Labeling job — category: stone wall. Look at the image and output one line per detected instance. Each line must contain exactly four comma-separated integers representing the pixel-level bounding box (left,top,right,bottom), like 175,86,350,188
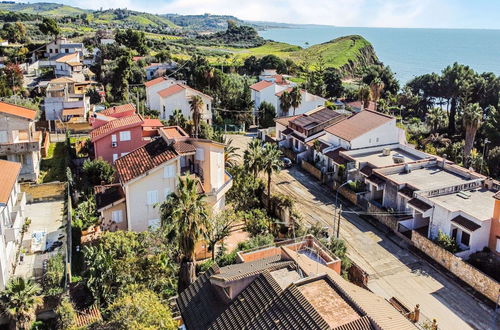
367,202,399,231
41,131,51,158
21,182,66,202
333,182,358,205
301,159,323,181
412,230,500,303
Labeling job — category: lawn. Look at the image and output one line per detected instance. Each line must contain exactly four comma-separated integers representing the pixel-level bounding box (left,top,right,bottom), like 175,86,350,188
38,142,68,183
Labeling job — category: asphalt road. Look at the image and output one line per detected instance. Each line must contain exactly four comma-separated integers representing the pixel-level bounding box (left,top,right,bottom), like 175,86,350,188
228,134,499,330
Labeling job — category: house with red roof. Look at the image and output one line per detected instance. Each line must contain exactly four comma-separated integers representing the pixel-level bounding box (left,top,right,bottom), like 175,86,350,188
0,102,43,181
250,71,326,118
90,104,164,164
95,126,232,232
157,83,213,123
145,77,185,112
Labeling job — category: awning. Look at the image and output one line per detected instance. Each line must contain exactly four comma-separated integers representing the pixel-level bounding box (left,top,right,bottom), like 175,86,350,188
408,198,432,212
451,215,481,232
398,186,416,199
62,107,85,116
324,148,348,165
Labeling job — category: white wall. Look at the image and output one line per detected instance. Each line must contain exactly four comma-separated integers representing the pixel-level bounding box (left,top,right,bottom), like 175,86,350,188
159,90,212,123
350,119,399,149
146,80,176,111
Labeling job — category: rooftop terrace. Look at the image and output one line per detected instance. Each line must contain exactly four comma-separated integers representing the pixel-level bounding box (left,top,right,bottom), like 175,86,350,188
345,147,425,168
384,166,469,190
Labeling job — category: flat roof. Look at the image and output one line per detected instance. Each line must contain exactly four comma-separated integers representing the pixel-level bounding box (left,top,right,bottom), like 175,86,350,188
298,279,361,329
348,147,423,168
384,166,469,190
429,188,496,221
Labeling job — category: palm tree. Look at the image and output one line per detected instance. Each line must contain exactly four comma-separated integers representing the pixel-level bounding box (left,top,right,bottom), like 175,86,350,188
422,133,451,149
189,95,204,138
224,138,240,168
463,103,483,160
158,175,208,293
0,277,42,330
168,109,186,128
426,107,447,132
279,90,292,116
261,143,283,213
369,77,385,103
243,139,264,179
289,86,302,116
358,85,371,110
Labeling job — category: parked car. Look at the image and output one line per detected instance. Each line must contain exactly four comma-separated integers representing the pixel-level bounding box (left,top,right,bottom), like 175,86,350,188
281,157,292,168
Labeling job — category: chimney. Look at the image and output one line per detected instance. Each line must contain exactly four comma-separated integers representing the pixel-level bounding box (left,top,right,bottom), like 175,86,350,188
441,154,447,168
484,177,493,190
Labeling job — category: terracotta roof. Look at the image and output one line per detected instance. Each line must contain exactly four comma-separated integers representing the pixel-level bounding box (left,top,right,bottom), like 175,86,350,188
0,102,37,120
211,255,293,283
94,184,125,211
101,103,136,116
144,76,168,88
408,198,432,212
115,138,177,183
74,305,102,328
250,80,273,91
275,115,300,127
142,118,163,127
324,148,347,165
55,53,78,63
161,126,190,139
451,215,481,232
90,114,143,141
346,101,377,111
172,141,196,154
62,107,84,116
49,77,75,84
325,110,394,142
157,84,213,100
0,160,21,205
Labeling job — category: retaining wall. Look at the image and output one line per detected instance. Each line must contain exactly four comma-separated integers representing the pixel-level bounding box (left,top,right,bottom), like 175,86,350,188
20,182,66,203
301,159,323,181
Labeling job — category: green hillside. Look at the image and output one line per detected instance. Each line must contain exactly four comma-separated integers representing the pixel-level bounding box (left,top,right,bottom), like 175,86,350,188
0,2,87,16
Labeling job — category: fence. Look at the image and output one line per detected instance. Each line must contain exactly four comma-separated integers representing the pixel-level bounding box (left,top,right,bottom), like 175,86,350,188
412,230,500,303
20,182,66,203
301,159,323,181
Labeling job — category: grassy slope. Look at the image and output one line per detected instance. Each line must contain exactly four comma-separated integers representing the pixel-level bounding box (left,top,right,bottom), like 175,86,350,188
0,3,87,16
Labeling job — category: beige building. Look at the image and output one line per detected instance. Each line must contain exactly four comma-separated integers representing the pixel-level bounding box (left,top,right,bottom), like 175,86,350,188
0,102,42,181
96,126,232,232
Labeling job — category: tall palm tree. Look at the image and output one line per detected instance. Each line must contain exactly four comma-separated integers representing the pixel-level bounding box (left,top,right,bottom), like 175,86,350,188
261,143,283,213
224,138,240,168
358,85,371,110
426,107,447,132
158,176,208,293
369,77,385,103
189,95,204,138
244,139,264,179
168,109,186,128
422,133,451,149
463,103,483,159
289,86,302,116
0,277,42,330
279,90,292,116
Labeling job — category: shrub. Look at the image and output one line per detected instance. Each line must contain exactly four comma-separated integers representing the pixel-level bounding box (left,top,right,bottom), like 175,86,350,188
55,296,76,330
242,209,273,237
43,253,65,296
433,230,459,253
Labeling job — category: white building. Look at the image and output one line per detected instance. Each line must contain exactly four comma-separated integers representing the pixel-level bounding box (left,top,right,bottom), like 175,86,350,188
145,62,177,81
0,160,26,288
39,52,84,79
45,37,85,58
43,77,91,122
157,84,212,123
145,77,184,112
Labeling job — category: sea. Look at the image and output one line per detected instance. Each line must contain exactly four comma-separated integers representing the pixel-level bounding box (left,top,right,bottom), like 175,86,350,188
258,26,500,84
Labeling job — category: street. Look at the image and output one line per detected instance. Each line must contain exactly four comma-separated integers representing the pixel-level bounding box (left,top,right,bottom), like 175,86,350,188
229,134,499,330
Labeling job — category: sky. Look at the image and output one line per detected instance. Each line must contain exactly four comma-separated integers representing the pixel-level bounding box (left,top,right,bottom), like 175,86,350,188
26,0,500,29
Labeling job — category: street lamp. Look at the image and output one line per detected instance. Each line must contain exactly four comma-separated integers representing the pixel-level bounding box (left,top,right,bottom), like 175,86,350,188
335,180,352,238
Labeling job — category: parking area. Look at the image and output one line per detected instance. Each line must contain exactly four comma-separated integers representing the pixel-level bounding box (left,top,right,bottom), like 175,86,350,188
14,200,66,279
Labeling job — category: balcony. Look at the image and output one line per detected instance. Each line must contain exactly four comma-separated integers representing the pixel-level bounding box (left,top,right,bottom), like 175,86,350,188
0,132,42,155
207,172,233,204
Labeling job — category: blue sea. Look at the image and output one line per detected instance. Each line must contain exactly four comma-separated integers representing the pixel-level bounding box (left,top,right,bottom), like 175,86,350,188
259,26,500,84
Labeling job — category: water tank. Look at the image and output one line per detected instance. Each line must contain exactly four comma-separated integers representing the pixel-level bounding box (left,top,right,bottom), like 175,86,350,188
382,148,391,156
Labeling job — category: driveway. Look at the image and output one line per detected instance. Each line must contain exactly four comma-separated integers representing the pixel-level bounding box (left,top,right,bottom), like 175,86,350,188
271,167,498,330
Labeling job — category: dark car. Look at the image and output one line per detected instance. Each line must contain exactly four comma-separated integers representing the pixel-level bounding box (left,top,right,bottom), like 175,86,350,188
281,157,292,168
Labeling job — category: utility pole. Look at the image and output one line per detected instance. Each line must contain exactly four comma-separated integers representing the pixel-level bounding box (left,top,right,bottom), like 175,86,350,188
336,204,342,239
482,138,490,174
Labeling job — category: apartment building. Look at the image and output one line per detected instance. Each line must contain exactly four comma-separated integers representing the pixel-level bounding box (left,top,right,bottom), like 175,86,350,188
43,77,92,123
0,102,42,181
96,126,232,232
0,160,26,288
157,84,213,123
144,77,185,112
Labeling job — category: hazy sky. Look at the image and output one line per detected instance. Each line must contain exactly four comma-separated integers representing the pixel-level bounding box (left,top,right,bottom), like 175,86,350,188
28,0,500,29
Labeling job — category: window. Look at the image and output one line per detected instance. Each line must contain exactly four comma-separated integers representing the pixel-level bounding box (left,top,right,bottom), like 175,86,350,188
113,154,118,162
111,210,123,223
147,190,158,205
461,231,470,246
120,131,131,141
195,148,204,161
164,187,172,198
148,219,160,230
0,131,7,143
369,138,372,143
163,164,176,178
111,134,117,142
376,137,379,143
49,49,53,54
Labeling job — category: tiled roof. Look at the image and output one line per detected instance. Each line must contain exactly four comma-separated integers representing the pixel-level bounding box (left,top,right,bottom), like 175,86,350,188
398,186,416,199
451,215,481,232
142,118,163,127
324,148,347,165
172,141,196,154
325,110,394,142
0,160,21,204
55,53,78,63
90,114,143,141
144,76,167,88
158,84,213,100
209,272,283,330
250,80,273,91
94,184,125,210
211,255,294,282
408,198,432,212
275,115,300,127
290,107,345,130
161,126,189,139
49,77,75,84
101,103,136,116
275,86,294,97
333,316,374,330
115,138,178,183
345,101,377,111
62,107,84,116
0,102,37,120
